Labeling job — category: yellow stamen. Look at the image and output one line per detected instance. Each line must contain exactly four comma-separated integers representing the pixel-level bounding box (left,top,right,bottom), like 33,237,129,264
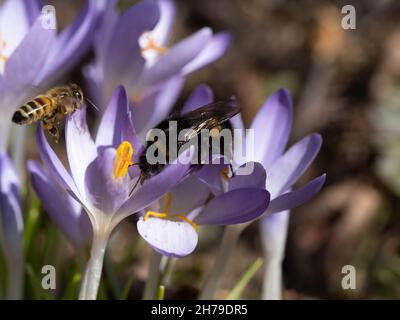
114,141,134,179
163,192,172,214
144,211,168,221
141,33,168,55
173,214,199,230
220,167,230,182
143,193,198,230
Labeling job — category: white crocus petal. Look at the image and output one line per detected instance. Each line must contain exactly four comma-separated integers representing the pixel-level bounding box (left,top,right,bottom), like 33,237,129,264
260,210,290,300
152,0,175,46
65,108,98,203
137,217,198,258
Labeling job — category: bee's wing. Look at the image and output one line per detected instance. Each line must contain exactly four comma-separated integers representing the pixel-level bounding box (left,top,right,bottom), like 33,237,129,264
178,99,240,123
177,100,240,141
13,85,47,109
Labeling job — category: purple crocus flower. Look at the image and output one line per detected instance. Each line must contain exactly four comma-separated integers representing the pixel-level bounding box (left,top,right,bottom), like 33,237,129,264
0,0,101,148
0,151,23,299
84,0,231,125
231,89,326,216
197,88,326,299
231,88,326,299
34,86,192,299
135,84,269,257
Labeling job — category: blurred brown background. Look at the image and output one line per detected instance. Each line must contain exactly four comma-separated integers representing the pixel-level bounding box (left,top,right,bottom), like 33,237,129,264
44,0,400,299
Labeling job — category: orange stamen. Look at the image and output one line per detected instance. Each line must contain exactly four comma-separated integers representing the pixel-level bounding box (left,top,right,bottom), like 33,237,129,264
173,214,199,230
141,33,168,55
0,33,8,72
220,167,230,182
143,193,198,230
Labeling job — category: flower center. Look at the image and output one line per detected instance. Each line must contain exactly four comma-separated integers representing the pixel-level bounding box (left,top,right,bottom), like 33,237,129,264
0,33,8,74
113,141,135,180
144,193,199,230
139,31,168,55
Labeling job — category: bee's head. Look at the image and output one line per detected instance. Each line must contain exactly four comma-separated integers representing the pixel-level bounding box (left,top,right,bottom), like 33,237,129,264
69,83,84,105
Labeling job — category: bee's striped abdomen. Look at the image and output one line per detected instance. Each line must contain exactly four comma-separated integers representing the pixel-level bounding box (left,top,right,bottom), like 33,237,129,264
12,95,53,125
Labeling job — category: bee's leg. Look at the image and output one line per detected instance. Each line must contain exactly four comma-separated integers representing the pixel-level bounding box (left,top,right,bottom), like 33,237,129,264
229,163,235,178
42,118,60,143
60,104,69,115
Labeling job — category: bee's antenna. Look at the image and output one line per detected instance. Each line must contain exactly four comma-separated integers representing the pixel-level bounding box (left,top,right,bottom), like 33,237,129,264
84,97,100,112
129,174,142,197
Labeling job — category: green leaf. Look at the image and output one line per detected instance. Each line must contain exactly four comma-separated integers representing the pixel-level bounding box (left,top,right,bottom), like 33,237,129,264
226,258,263,300
25,264,52,300
62,271,82,300
120,273,136,300
23,204,40,254
104,252,121,299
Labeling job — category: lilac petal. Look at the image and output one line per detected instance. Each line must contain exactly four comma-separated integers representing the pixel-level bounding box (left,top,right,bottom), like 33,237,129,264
36,126,81,201
0,73,4,94
265,174,326,215
0,0,30,55
266,134,322,198
121,113,144,174
0,152,23,290
195,188,270,225
23,0,40,25
168,175,210,215
133,75,184,136
115,147,194,220
195,163,226,196
103,0,160,87
38,0,101,83
229,113,248,166
153,0,176,45
93,0,118,62
28,160,91,248
65,108,97,198
230,113,245,131
137,217,198,258
228,162,266,191
4,18,55,99
96,86,129,148
82,63,103,108
182,32,232,75
140,28,212,86
250,88,293,167
181,84,214,114
0,152,22,249
85,148,129,215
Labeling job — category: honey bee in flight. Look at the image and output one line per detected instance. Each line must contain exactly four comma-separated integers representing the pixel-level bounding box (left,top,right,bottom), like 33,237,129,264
11,83,88,142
